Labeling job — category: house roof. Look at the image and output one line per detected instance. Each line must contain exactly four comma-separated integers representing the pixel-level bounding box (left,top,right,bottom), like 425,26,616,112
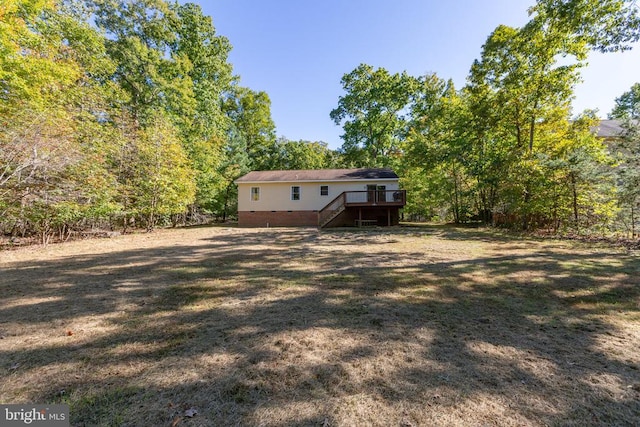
235,168,399,183
593,119,625,139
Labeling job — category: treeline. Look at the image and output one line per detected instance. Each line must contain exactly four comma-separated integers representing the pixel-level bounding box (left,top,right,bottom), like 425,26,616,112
331,0,640,237
2,1,639,243
0,0,337,243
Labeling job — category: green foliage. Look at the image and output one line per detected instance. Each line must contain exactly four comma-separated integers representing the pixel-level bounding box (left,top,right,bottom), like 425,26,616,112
271,138,340,170
327,2,635,235
0,0,125,241
0,0,267,240
402,76,476,223
609,82,640,119
461,15,607,229
530,0,640,53
608,91,640,236
330,64,417,167
90,0,238,221
170,1,233,139
206,127,250,220
2,0,637,241
134,113,196,230
91,0,196,122
167,1,234,212
0,0,79,111
223,86,277,170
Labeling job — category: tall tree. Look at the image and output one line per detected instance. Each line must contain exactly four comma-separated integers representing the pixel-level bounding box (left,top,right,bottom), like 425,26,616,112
133,112,196,230
170,1,233,140
0,0,121,241
536,112,616,232
330,64,416,167
168,2,234,212
90,0,195,124
465,18,586,228
614,123,640,237
90,0,236,217
208,126,250,221
223,86,277,170
609,84,640,237
456,0,639,229
0,0,80,111
403,76,475,222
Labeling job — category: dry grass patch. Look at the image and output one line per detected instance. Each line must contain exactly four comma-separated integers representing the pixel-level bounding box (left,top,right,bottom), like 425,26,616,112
1,225,639,426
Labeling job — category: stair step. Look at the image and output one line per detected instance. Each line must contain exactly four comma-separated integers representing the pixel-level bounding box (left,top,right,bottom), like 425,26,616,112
320,205,345,228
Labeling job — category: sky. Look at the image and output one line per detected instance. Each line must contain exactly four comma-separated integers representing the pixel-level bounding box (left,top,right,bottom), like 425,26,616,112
199,0,640,149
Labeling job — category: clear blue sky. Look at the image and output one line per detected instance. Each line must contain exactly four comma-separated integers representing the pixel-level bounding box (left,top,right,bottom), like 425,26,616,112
199,0,639,149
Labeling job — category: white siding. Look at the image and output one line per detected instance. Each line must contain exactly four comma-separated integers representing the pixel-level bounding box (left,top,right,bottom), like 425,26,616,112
238,180,399,212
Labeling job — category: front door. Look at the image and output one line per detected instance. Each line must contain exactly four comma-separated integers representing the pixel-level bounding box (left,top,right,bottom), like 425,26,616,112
377,185,386,203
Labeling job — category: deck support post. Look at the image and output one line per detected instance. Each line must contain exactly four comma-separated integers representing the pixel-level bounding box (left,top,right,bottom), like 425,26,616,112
387,208,391,226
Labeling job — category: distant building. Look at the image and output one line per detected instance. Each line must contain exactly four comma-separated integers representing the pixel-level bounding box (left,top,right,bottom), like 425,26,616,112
592,119,626,140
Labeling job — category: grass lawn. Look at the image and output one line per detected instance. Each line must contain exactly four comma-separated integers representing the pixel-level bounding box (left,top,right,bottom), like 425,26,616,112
1,225,639,426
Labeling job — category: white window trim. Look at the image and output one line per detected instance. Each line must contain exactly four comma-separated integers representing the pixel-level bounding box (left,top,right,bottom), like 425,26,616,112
250,186,260,201
291,185,301,201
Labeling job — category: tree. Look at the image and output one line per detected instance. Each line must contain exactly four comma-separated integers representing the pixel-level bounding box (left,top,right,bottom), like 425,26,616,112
0,0,286,239
271,138,339,170
90,0,195,124
134,113,196,230
107,111,196,231
608,84,640,237
170,1,233,140
0,0,80,112
530,0,640,52
223,87,277,170
168,2,234,212
614,123,640,237
537,112,617,232
465,18,587,228
90,0,238,218
610,82,640,119
0,0,123,242
403,76,475,222
208,126,250,221
330,64,416,167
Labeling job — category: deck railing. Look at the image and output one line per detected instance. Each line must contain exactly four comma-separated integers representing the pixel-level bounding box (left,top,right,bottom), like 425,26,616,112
344,189,406,206
318,192,347,227
318,190,406,227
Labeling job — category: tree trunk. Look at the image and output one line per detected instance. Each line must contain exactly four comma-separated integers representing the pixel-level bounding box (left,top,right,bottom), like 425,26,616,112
522,188,531,231
452,163,460,223
570,173,579,231
222,182,232,222
528,102,538,155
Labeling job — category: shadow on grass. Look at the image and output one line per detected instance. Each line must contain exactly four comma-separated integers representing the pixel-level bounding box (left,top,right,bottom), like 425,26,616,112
1,226,638,425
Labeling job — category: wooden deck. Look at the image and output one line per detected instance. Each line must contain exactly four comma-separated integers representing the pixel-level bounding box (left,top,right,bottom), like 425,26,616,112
319,190,406,228
343,190,406,207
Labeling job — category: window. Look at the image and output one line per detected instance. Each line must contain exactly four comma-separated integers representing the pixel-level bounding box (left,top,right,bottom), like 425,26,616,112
251,187,260,201
320,185,329,196
291,186,301,201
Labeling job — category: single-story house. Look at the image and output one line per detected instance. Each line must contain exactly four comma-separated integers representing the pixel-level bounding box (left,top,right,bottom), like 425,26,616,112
235,168,406,227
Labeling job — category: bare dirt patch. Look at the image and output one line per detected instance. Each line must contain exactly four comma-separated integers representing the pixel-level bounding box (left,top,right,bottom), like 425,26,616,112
1,225,639,426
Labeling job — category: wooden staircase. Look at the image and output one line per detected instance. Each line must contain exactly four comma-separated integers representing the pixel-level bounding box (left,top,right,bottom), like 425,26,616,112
318,193,347,228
